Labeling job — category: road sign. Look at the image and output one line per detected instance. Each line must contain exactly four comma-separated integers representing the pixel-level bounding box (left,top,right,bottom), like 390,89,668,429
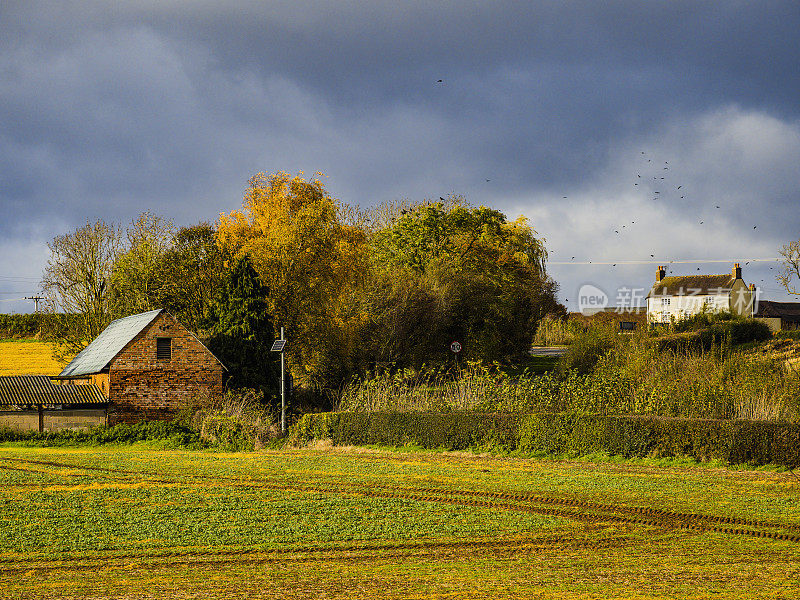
450,341,462,353
271,339,286,352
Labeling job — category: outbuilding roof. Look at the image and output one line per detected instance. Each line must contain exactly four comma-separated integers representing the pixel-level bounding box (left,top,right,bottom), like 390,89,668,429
755,300,800,322
647,274,737,298
0,376,107,406
58,309,162,378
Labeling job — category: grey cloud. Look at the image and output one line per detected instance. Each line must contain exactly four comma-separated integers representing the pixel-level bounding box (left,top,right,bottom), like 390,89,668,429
1,2,799,310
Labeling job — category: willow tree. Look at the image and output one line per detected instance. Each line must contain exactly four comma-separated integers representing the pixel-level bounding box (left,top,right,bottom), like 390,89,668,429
369,199,559,363
217,172,368,388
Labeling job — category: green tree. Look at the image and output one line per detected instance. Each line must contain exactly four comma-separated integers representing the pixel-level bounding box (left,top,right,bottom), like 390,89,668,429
368,199,560,364
206,255,280,410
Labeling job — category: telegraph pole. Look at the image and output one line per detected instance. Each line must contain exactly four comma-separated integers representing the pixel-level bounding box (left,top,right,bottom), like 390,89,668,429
24,296,44,313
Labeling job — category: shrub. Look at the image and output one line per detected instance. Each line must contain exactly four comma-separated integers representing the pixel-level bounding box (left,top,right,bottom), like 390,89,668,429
556,325,615,375
180,388,281,451
774,330,800,341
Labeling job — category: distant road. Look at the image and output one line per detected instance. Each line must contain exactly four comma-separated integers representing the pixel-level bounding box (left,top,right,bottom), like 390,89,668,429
529,346,568,357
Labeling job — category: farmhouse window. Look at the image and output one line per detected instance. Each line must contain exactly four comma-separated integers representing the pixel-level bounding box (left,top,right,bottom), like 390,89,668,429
156,337,172,361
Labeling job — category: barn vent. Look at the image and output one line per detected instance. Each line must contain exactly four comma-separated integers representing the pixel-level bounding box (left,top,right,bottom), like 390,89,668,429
156,337,172,361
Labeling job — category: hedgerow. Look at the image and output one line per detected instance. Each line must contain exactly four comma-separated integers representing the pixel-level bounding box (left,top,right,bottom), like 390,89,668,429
0,420,203,448
291,411,800,468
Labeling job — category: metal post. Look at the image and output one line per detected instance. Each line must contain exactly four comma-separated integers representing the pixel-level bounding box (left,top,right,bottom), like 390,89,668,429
280,326,285,432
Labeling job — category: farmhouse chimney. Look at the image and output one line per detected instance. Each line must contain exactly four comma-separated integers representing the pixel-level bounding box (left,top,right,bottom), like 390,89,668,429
732,263,742,279
656,266,666,282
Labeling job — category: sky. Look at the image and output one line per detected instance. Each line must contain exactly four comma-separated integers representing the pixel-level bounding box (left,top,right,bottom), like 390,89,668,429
2,1,799,314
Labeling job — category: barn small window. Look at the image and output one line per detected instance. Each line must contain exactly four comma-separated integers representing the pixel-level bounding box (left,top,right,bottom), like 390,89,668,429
156,337,172,361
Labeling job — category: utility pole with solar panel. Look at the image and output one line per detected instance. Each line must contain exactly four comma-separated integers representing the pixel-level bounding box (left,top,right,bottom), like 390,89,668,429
270,327,287,432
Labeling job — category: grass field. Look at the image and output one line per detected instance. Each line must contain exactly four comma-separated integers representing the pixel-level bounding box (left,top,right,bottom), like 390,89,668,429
0,339,66,376
0,445,798,599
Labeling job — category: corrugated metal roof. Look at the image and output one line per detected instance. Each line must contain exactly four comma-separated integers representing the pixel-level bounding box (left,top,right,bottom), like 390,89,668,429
647,274,736,298
58,309,162,377
0,376,107,406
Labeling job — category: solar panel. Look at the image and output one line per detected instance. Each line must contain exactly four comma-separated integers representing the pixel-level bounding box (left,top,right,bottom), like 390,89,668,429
271,339,287,352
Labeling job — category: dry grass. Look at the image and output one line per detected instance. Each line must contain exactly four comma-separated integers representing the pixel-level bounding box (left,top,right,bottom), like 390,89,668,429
0,339,66,376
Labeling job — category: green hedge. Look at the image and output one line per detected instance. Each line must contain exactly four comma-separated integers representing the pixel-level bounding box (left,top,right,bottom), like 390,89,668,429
0,420,203,448
291,411,800,467
656,319,772,352
0,313,81,339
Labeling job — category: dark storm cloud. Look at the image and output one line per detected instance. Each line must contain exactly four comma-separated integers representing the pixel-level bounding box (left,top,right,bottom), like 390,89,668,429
1,1,799,312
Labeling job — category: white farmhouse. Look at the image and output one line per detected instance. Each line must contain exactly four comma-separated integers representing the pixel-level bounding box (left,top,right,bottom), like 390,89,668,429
646,263,755,325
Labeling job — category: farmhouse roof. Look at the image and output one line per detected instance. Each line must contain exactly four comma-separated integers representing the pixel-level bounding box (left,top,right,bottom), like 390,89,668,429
0,375,106,406
646,274,737,298
755,300,800,322
58,309,162,378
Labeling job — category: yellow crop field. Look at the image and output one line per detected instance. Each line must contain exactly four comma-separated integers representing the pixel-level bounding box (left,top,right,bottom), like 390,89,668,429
0,339,67,376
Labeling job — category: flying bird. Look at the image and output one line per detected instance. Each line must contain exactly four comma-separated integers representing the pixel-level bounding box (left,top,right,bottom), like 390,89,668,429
437,79,443,83
677,186,682,189
754,226,757,229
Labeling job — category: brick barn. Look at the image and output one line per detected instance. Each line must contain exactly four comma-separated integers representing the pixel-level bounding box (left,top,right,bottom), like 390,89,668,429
55,309,225,425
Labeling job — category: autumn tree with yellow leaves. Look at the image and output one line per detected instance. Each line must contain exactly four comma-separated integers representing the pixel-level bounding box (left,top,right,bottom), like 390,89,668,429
217,172,369,388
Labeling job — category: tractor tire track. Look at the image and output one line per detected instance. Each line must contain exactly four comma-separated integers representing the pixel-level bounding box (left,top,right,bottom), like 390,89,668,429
3,456,799,544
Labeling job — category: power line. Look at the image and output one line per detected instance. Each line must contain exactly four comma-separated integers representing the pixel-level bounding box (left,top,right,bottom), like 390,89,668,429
550,258,780,266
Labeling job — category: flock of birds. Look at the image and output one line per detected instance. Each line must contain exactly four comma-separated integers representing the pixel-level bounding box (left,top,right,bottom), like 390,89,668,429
542,150,776,304
431,79,777,299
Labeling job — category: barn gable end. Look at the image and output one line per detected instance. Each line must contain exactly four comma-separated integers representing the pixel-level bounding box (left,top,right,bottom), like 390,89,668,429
106,311,225,424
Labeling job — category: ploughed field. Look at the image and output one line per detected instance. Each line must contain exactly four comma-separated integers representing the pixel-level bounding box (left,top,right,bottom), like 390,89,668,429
0,446,798,599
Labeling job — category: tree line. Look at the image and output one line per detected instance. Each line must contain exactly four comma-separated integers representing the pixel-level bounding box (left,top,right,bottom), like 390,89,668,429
40,171,564,412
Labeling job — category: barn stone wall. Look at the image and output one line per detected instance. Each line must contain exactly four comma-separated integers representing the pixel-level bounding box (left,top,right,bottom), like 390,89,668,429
107,312,224,425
